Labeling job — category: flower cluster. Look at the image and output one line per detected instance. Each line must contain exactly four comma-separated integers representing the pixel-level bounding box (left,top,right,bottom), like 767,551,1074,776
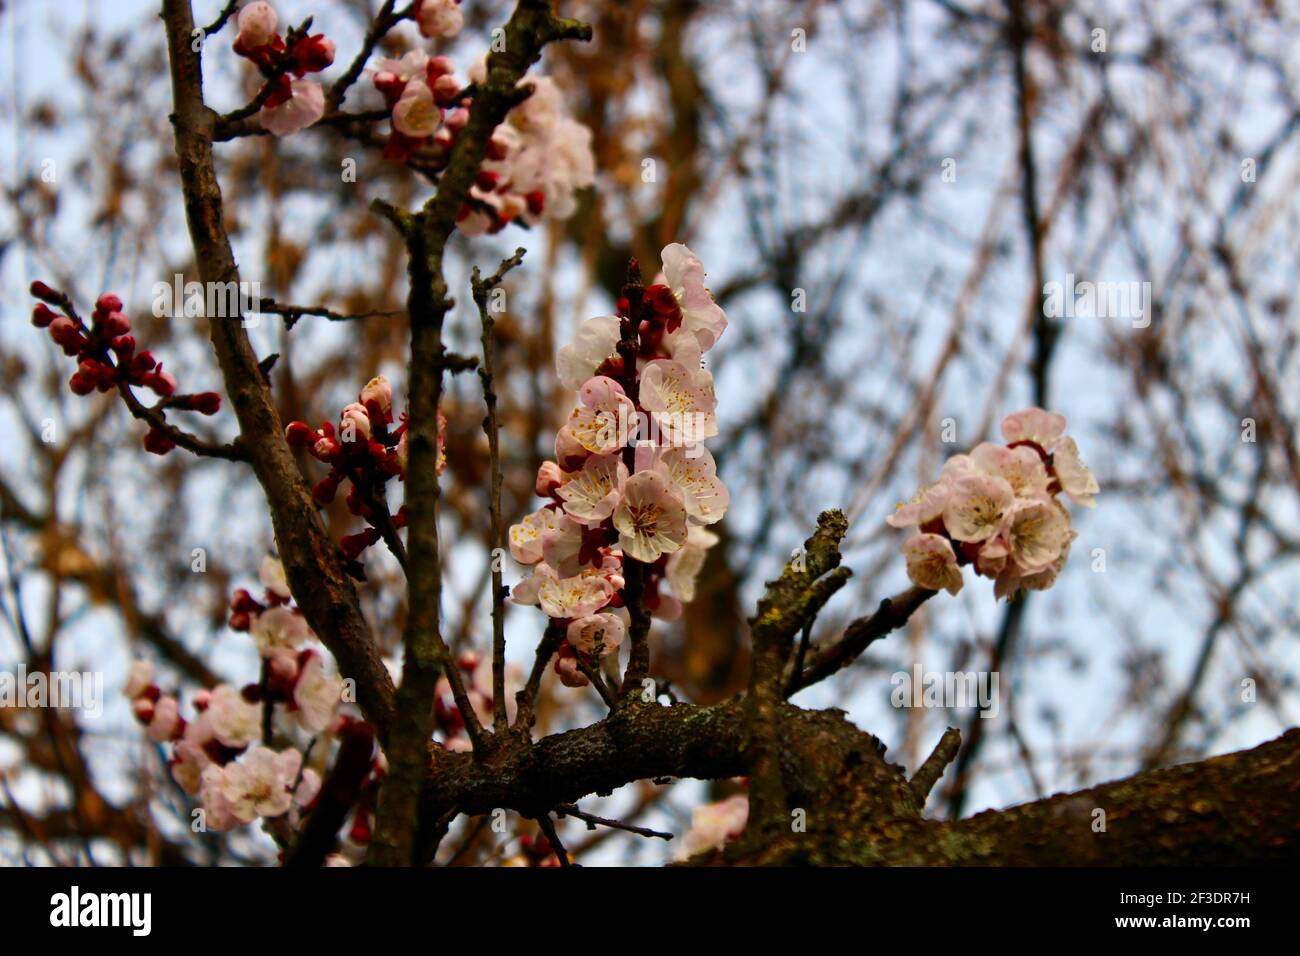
122,558,351,834
232,1,336,137
371,49,466,160
29,283,222,455
458,66,595,235
370,51,594,234
433,651,523,751
284,376,437,573
886,408,1100,600
509,244,728,688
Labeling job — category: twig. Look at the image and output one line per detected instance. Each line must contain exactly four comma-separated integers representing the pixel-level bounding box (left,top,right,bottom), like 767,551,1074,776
200,0,239,36
909,727,961,804
255,298,405,330
473,248,526,733
554,802,672,841
535,812,571,867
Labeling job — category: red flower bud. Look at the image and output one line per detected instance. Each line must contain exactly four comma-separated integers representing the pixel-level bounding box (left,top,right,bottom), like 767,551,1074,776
474,169,499,192
230,588,261,615
289,34,335,76
188,392,222,415
312,473,342,505
427,55,455,79
525,190,546,217
432,73,461,106
285,420,317,447
142,428,176,455
340,528,381,561
485,135,510,162
31,304,58,328
69,369,97,396
228,610,252,631
47,315,78,345
95,293,123,314
29,280,58,301
100,311,131,338
144,369,177,397
348,813,372,845
110,334,136,358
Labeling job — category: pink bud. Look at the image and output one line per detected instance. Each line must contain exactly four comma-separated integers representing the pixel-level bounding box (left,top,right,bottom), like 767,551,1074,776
535,461,564,497
95,293,123,314
236,1,279,49
132,698,156,725
31,304,58,328
432,73,462,106
100,311,131,338
359,375,392,415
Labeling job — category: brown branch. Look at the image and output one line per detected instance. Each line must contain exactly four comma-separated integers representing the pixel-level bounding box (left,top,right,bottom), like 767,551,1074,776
909,726,961,804
554,802,672,841
161,0,396,741
366,0,591,867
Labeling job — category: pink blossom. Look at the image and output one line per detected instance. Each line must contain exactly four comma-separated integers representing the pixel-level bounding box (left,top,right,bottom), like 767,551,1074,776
258,554,292,602
557,315,620,392
637,444,728,525
970,442,1049,499
566,376,635,454
902,533,964,595
535,460,566,496
360,375,393,415
555,656,589,688
942,474,1015,543
214,746,303,824
508,506,563,565
886,480,950,529
1000,407,1067,450
613,471,689,563
541,513,593,578
339,402,372,442
536,565,617,619
1002,499,1071,573
415,0,463,39
665,525,718,602
661,243,728,352
392,79,441,138
292,651,342,734
556,453,628,525
207,684,261,749
638,360,718,445
147,695,182,742
1052,437,1099,507
259,79,325,137
250,605,311,657
566,612,626,659
674,793,748,861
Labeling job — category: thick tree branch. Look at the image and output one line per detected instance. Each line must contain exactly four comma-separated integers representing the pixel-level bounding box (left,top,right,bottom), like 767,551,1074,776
367,0,591,866
161,0,396,740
